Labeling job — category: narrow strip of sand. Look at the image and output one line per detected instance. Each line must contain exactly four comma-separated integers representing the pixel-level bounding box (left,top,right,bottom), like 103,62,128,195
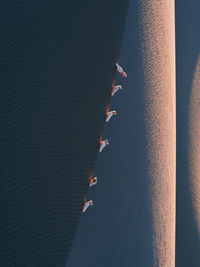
138,1,176,266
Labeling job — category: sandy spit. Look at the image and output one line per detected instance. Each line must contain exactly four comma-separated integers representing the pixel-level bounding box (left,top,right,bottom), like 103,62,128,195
138,0,176,266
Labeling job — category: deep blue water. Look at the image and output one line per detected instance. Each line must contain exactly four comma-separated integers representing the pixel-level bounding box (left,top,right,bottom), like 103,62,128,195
66,2,154,266
0,1,129,266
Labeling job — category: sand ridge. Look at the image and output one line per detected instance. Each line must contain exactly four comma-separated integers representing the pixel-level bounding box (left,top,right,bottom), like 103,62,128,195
138,0,176,266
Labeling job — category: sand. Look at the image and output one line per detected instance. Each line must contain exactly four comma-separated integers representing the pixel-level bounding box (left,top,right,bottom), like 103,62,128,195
138,1,176,266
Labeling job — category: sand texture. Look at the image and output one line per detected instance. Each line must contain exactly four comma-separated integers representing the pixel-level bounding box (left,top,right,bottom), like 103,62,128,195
137,1,176,266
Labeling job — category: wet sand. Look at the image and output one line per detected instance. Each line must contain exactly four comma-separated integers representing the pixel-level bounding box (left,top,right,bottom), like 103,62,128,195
0,1,129,266
67,1,176,266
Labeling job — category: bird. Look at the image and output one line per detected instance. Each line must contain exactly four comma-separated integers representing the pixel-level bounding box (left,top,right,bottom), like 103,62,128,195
89,176,97,187
106,110,117,122
115,63,127,77
99,139,109,152
82,199,93,213
111,85,123,96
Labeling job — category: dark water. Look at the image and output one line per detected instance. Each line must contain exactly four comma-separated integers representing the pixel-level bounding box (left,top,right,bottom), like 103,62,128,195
66,1,156,266
0,1,129,266
176,0,200,266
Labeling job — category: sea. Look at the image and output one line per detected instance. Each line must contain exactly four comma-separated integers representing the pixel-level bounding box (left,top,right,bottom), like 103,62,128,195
0,1,129,266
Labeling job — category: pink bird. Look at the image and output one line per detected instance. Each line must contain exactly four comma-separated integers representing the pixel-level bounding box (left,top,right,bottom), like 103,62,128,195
115,63,127,77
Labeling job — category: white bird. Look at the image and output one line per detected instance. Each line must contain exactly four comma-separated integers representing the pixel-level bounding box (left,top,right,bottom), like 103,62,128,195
89,176,97,187
99,139,109,152
111,85,122,96
115,63,127,77
82,200,93,213
106,110,117,122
